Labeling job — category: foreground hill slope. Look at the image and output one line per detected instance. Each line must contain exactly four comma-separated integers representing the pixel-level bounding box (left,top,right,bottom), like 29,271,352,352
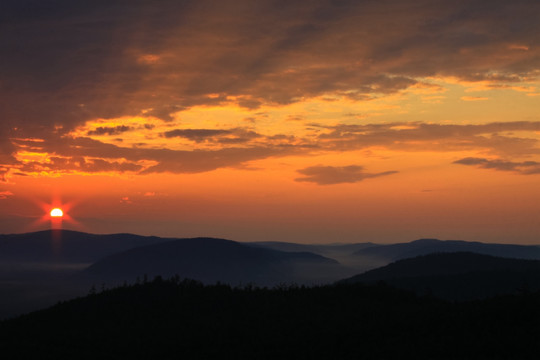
83,237,345,286
1,279,540,359
342,252,540,300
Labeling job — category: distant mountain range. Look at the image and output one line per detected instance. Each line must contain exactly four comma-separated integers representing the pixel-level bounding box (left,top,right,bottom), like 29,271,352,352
353,238,540,262
342,252,540,300
84,237,345,286
248,241,375,255
2,230,540,318
0,231,353,318
0,230,168,263
248,241,377,273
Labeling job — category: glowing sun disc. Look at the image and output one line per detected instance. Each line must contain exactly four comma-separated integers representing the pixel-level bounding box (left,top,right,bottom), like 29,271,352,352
50,208,64,217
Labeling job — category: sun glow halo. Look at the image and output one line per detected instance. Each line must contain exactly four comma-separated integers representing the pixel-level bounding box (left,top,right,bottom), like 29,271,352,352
50,208,64,217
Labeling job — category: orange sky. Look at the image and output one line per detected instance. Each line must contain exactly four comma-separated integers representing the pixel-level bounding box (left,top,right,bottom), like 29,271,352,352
1,0,539,243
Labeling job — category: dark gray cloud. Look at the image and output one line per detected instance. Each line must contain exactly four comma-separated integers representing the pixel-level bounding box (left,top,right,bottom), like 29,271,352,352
453,157,540,174
11,135,299,175
0,170,9,183
316,121,540,156
88,125,133,136
163,128,262,144
143,106,185,122
2,0,539,140
138,146,291,174
2,0,540,178
19,156,143,174
5,121,540,178
163,129,231,141
217,129,262,144
295,165,398,185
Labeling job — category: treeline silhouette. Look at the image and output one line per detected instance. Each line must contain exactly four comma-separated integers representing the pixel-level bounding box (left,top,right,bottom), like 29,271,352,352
1,276,539,359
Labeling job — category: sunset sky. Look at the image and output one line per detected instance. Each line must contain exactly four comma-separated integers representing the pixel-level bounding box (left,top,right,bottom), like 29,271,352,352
1,0,539,244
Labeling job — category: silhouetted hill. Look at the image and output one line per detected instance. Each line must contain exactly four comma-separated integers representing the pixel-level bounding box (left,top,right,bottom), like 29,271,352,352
0,231,352,319
83,237,345,286
0,230,172,319
248,241,375,254
354,238,540,262
0,230,167,263
3,231,540,319
342,252,540,300
249,241,379,273
2,279,540,359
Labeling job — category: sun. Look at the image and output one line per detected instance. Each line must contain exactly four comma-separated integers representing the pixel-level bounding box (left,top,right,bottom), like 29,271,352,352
50,208,64,217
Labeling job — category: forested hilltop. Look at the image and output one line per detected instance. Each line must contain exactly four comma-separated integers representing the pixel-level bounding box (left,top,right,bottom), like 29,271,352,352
1,277,539,359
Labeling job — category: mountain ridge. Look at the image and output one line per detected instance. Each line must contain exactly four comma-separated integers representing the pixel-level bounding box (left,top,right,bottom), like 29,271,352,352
354,238,540,262
2,278,540,359
342,252,540,300
0,229,168,263
83,236,344,287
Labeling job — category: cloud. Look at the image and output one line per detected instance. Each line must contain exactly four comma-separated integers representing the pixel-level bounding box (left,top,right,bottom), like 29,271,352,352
2,0,540,179
4,121,539,177
316,121,540,156
163,128,263,145
0,125,19,181
295,165,398,185
120,196,132,204
138,146,294,174
10,134,300,176
2,0,540,142
162,128,263,144
19,156,143,174
87,126,133,136
0,191,14,199
453,157,540,175
163,129,231,141
461,96,489,102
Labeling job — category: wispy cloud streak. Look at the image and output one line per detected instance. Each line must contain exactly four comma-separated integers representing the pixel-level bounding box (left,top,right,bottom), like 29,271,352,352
454,157,540,175
295,165,398,185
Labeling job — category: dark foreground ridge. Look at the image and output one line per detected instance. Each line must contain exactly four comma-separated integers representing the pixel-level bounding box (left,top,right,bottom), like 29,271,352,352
1,277,540,359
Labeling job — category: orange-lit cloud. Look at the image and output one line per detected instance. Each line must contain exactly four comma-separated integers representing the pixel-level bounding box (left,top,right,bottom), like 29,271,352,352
461,96,489,102
2,0,540,140
137,54,161,65
120,197,132,204
0,191,14,199
4,121,539,179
